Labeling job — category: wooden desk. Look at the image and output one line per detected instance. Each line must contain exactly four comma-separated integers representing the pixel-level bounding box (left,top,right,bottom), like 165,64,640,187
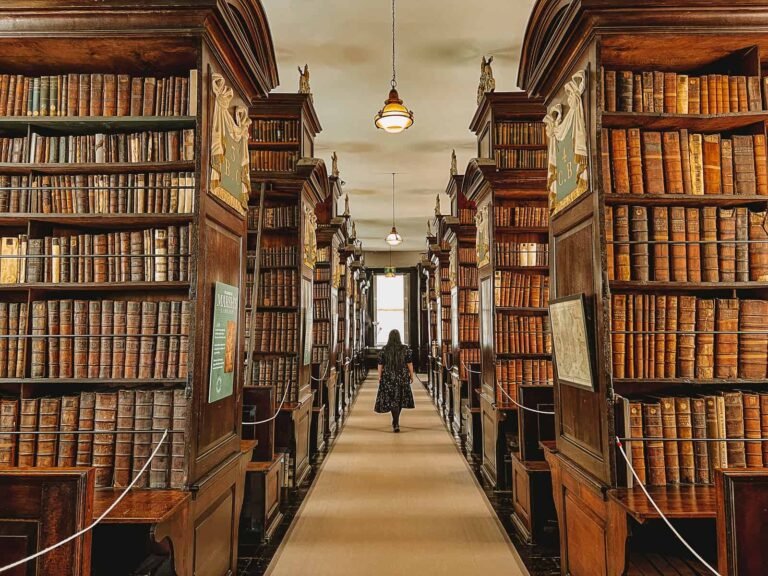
95,489,191,524
608,486,716,523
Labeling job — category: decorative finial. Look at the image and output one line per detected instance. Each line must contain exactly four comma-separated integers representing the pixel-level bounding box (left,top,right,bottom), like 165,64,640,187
450,149,457,176
298,64,311,94
477,56,496,104
331,151,339,178
427,219,432,236
351,221,357,238
343,193,350,216
434,194,441,217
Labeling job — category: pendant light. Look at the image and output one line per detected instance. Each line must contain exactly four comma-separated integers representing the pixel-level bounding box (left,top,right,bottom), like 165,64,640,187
374,0,414,133
385,172,403,246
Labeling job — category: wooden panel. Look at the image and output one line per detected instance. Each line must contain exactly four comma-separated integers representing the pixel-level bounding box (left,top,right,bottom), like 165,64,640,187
512,459,532,525
564,489,607,576
480,395,498,486
194,490,235,576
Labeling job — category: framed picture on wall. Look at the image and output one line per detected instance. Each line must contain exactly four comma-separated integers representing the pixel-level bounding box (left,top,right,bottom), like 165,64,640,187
548,293,595,391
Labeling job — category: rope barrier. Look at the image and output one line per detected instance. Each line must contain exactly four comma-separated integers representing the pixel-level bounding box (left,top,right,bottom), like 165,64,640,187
242,379,290,426
493,381,556,415
615,438,720,576
461,361,482,375
0,428,169,575
309,361,330,382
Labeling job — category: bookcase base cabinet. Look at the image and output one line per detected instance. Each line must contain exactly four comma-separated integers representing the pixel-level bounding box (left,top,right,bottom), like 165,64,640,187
311,406,326,455
241,454,285,543
510,455,556,544
276,398,313,488
480,394,512,490
450,372,465,436
464,405,482,455
325,373,338,437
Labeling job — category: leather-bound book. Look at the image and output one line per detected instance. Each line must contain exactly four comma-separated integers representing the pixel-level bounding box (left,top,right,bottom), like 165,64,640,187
138,301,157,379
131,389,153,488
102,74,116,116
614,205,631,280
167,301,181,379
688,77,701,114
695,299,715,379
702,134,722,194
688,133,705,196
627,399,646,484
154,301,170,379
150,389,172,489
617,71,633,112
0,398,18,466
702,207,719,282
111,301,126,379
733,135,757,195
66,73,78,116
633,295,644,378
651,207,669,281
658,397,681,484
677,296,696,378
627,128,644,195
654,295,667,377
73,300,88,378
747,76,762,111
674,397,695,484
15,303,27,379
737,76,749,111
179,301,190,379
663,72,677,113
676,74,689,113
26,238,43,282
129,231,143,281
739,300,768,379
685,208,701,282
754,134,768,195
87,300,101,379
642,71,654,112
611,295,626,379
605,207,614,280
30,300,47,378
690,397,711,484
125,301,141,379
669,207,688,282
116,74,131,116
721,138,734,195
611,130,630,194
35,397,60,467
728,76,738,112
652,71,665,112
642,131,665,194
735,208,749,281
0,304,7,379
708,75,718,113
170,388,187,489
77,74,90,117
723,391,747,468
93,391,117,487
748,210,768,281
662,131,684,194
718,208,737,282
647,295,656,378
46,300,59,379
705,395,727,470
113,389,135,488
59,299,73,378
93,233,107,283
601,129,613,195
18,398,38,467
643,401,667,486
760,393,768,466
142,77,156,116
89,73,103,116
742,392,763,468
632,73,642,112
715,299,739,379
629,206,649,281
98,300,113,379
57,395,79,467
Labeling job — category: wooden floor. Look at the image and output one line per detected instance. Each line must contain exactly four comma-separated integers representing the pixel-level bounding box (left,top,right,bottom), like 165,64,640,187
265,376,529,576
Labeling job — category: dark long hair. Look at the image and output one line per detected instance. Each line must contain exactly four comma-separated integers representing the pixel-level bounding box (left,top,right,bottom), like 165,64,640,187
382,329,405,371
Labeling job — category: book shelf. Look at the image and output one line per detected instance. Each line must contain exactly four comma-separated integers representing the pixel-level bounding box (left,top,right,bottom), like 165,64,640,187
423,235,440,399
417,258,431,372
350,256,369,390
246,92,327,490
427,219,452,420
519,1,768,572
0,1,278,573
464,92,553,497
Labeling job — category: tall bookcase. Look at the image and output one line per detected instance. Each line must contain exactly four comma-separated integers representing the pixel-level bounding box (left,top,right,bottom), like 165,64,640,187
518,0,768,572
417,258,431,372
428,222,452,420
423,237,440,399
464,92,552,493
0,2,279,574
247,92,327,489
335,221,352,419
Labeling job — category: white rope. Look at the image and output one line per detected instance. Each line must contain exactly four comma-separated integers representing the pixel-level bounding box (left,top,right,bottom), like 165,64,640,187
615,438,721,576
309,361,330,382
493,381,555,415
242,380,290,426
0,428,169,575
461,360,482,374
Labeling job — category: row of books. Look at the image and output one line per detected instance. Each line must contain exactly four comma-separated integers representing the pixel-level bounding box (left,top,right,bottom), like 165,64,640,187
0,172,196,215
458,348,480,380
619,391,768,487
458,246,478,264
458,267,478,288
607,205,768,283
441,325,451,341
495,122,547,146
0,129,196,165
458,315,480,342
249,311,298,353
494,149,547,170
0,72,196,118
311,347,329,364
249,119,301,143
250,246,298,268
494,271,549,308
0,303,27,378
249,150,298,173
494,205,549,228
254,269,298,308
458,208,476,226
316,246,331,263
495,242,549,267
458,290,479,314
313,323,330,346
602,68,765,115
497,358,554,386
26,299,190,380
314,283,331,300
611,295,768,380
603,128,768,196
247,205,299,229
314,267,331,282
495,314,552,355
0,388,187,489
314,301,331,321
249,357,298,395
0,226,191,285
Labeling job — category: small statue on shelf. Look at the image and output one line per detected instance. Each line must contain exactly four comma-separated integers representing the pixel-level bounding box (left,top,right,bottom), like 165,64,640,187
298,64,311,94
332,151,339,177
450,149,457,176
477,55,495,104
343,193,350,216
434,194,441,217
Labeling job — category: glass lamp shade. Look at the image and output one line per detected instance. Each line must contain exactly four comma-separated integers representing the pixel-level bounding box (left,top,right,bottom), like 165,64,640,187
385,226,403,246
384,266,396,278
375,88,414,134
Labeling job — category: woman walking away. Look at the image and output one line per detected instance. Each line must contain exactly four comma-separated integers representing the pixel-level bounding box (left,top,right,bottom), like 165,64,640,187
374,329,415,432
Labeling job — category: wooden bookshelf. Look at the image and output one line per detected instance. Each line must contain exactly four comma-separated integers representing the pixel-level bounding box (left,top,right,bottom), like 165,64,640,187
427,217,452,420
423,235,440,400
519,1,768,572
0,1,279,574
416,258,431,372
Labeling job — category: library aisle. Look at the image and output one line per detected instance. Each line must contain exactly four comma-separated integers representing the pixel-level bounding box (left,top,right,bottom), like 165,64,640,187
265,377,528,576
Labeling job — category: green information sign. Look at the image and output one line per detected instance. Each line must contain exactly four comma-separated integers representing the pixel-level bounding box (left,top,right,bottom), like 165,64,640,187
208,281,239,403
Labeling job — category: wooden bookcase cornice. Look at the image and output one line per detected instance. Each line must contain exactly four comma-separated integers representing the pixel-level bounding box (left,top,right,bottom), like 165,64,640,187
470,91,546,133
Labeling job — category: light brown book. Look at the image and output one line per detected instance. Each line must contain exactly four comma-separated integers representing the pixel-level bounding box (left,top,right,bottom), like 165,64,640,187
655,295,667,378
742,392,763,468
610,129,630,194
18,398,38,467
677,296,696,378
629,206,649,281
89,73,103,116
30,300,46,378
651,206,669,281
653,71,665,113
113,389,135,488
627,128,644,194
760,393,768,466
611,294,626,379
705,395,727,473
111,301,127,379
739,300,768,379
75,391,95,467
663,72,677,113
93,391,117,487
747,76,762,111
613,205,631,281
748,210,768,281
685,208,701,283
0,398,18,466
688,77,701,114
138,301,158,379
643,401,667,486
102,74,116,116
669,207,688,282
688,133,704,195
695,299,715,379
170,388,187,488
715,299,739,379
617,71,633,112
116,74,131,116
57,395,79,467
676,74,689,114
601,129,613,195
150,389,172,488
691,397,710,484
642,71,654,112
721,138,734,195
125,301,141,379
702,134,722,194
733,135,757,195
34,397,59,466
723,391,746,468
87,300,101,379
674,397,695,484
718,208,737,282
131,389,153,488
641,131,665,194
753,134,768,195
701,207,719,282
661,131,683,194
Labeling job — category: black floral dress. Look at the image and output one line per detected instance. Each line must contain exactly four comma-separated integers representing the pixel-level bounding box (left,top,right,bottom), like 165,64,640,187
374,346,416,413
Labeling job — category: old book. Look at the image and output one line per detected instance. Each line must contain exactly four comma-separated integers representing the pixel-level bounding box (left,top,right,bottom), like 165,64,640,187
655,295,667,378
73,300,88,378
113,389,135,488
35,396,60,467
718,208,737,282
111,300,126,379
675,74,689,113
688,77,701,114
684,208,701,283
93,391,117,487
116,74,131,116
754,134,768,195
102,74,116,116
138,301,158,379
601,129,613,195
662,131,683,194
658,397,680,484
701,207,719,282
87,300,101,379
75,391,95,467
131,389,153,488
627,128,644,195
715,299,739,379
747,76,762,111
702,134,722,194
651,207,669,281
0,398,18,466
639,70,653,112
735,208,749,281
614,205,631,280
669,207,688,282
643,401,667,486
142,77,156,116
629,207,649,281
611,129,630,194
723,391,747,468
688,133,705,196
167,301,181,378
30,300,46,378
154,301,170,379
718,139,734,197
642,131,665,194
748,210,768,281
705,395,727,472
150,389,172,488
733,135,757,195
125,301,141,378
695,299,715,379
0,236,19,283
653,71,665,112
56,395,79,467
179,301,190,378
742,392,763,468
677,296,696,378
170,388,187,488
611,295,626,379
663,72,677,113
674,397,695,484
739,300,768,378
18,398,38,467
617,71,633,112
59,300,73,377
760,393,768,466
691,397,710,484
98,300,113,379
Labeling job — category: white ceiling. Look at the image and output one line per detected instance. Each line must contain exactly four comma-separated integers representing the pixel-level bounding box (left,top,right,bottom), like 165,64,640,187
262,0,536,251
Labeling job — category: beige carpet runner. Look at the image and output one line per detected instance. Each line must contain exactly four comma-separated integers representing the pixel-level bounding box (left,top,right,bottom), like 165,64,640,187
265,376,528,576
